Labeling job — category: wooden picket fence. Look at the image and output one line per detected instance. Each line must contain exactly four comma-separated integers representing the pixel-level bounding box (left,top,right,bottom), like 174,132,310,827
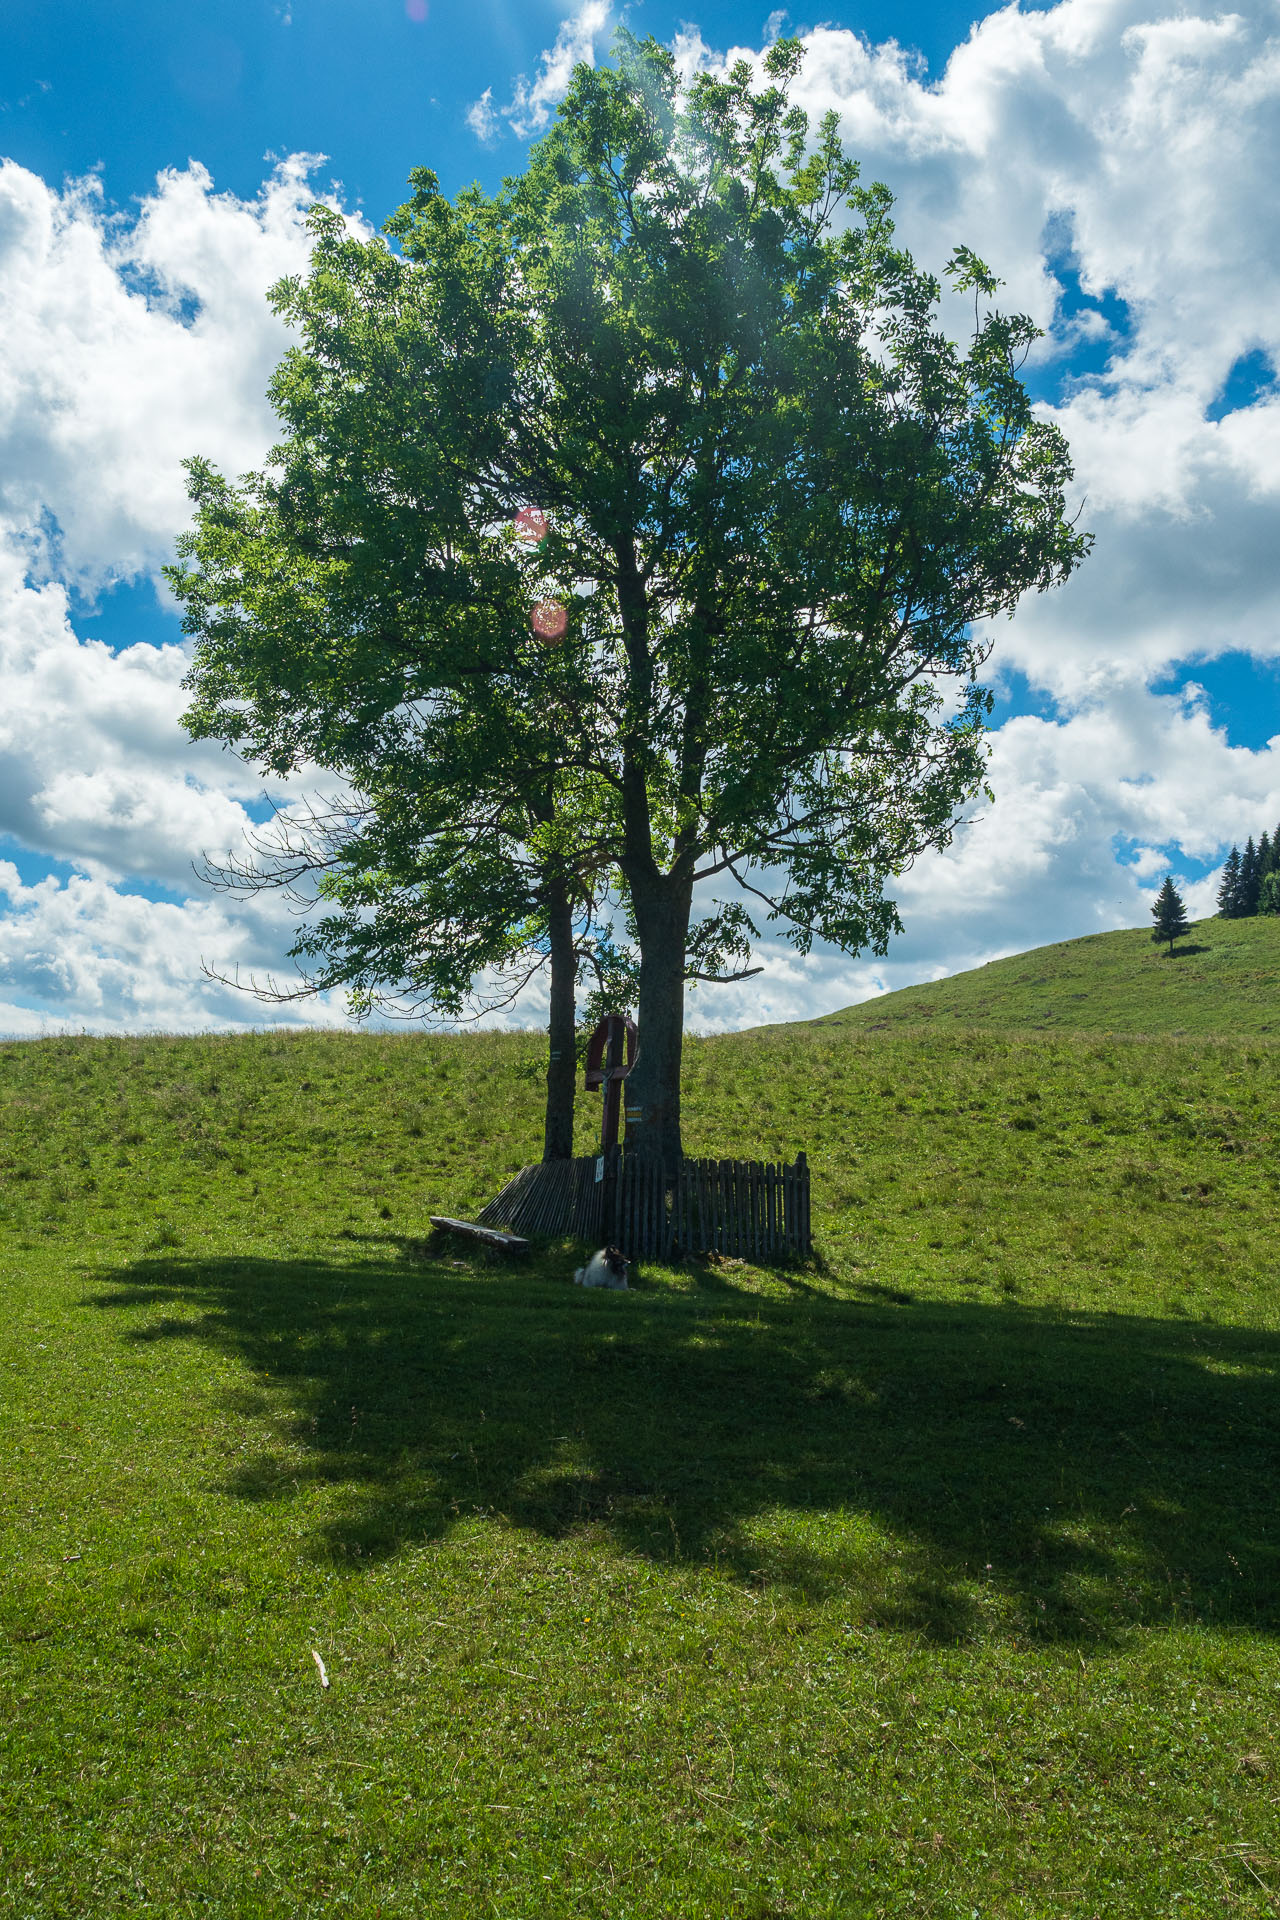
475,1150,810,1261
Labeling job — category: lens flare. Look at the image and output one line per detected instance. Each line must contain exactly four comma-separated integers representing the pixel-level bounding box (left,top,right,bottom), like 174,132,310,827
531,601,568,641
405,0,428,20
513,506,548,545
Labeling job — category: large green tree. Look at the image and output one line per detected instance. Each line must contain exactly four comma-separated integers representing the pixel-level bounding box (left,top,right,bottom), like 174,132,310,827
173,32,1088,1167
174,460,755,1158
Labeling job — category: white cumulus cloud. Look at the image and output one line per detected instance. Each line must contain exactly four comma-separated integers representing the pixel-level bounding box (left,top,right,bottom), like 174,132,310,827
0,860,350,1036
0,156,373,1034
467,0,610,142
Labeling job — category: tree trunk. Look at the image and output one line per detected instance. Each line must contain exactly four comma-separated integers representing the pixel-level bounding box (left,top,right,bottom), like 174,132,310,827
543,879,576,1161
623,871,694,1169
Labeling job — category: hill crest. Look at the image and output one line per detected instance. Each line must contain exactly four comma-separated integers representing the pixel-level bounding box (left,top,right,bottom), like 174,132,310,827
819,913,1280,1036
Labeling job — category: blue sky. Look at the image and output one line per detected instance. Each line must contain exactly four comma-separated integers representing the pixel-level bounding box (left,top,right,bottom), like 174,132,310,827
0,0,1278,1032
3,0,994,210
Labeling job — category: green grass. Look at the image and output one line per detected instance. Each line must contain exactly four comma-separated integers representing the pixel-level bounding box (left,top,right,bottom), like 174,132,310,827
820,911,1280,1036
2,1024,1279,1916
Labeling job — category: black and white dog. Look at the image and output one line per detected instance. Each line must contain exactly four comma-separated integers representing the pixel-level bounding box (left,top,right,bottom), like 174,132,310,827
573,1246,631,1290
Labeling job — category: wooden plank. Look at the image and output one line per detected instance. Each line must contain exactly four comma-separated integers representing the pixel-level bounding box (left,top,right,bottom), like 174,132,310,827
747,1161,756,1261
625,1156,637,1256
761,1163,769,1255
647,1158,657,1258
580,1158,598,1243
778,1162,786,1254
741,1161,749,1260
656,1152,667,1259
709,1160,719,1253
429,1216,530,1252
724,1159,735,1256
645,1160,654,1258
656,1161,666,1258
475,1164,534,1228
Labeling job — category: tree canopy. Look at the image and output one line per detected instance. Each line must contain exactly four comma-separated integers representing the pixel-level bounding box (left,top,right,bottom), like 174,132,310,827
171,32,1090,1166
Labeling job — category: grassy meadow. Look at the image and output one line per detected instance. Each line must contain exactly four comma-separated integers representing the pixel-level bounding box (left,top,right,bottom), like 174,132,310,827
821,911,1280,1036
1,1003,1278,1915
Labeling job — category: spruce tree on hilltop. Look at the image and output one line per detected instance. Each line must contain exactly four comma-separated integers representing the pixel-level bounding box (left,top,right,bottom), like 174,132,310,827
1259,870,1280,916
1151,875,1191,954
1217,845,1244,918
1241,836,1261,915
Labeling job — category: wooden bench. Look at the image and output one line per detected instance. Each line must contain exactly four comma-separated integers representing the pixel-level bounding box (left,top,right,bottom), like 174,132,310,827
428,1216,530,1254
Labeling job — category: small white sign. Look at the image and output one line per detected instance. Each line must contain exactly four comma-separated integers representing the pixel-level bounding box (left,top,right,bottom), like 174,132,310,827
595,1155,605,1183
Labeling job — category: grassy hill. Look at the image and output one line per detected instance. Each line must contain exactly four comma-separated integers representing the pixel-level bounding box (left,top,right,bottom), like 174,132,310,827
821,911,1280,1035
3,1022,1279,1915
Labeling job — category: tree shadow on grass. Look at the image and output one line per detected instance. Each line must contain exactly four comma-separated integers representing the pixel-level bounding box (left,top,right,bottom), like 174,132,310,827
87,1245,1280,1646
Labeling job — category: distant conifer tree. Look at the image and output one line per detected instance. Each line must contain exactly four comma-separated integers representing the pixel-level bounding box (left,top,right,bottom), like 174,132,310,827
1260,871,1280,916
1258,830,1272,881
1241,835,1261,915
1151,874,1191,954
1217,845,1244,917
